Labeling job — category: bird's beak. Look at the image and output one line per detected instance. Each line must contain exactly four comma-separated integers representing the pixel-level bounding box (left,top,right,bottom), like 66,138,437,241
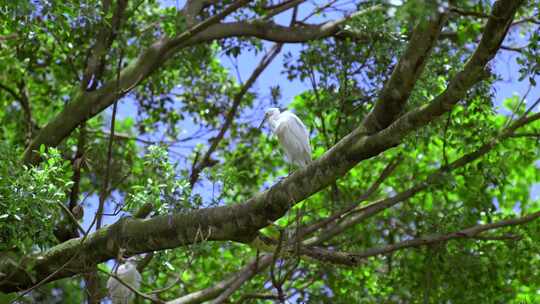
258,117,267,129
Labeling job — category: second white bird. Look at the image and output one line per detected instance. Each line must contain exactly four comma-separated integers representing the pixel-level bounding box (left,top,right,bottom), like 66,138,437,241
107,259,142,304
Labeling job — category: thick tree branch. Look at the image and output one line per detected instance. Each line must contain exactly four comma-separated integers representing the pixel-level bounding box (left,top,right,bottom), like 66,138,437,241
361,11,447,133
22,0,253,165
346,0,521,157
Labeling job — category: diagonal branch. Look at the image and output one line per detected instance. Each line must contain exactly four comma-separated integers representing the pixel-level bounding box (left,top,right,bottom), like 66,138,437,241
166,117,539,303
81,0,129,89
207,257,267,304
296,155,403,240
166,255,273,304
0,81,22,102
22,0,253,165
183,0,210,26
189,43,283,187
262,0,306,20
361,11,447,133
371,0,522,142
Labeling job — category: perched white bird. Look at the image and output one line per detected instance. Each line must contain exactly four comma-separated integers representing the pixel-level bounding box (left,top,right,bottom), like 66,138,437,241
260,108,312,168
107,259,142,304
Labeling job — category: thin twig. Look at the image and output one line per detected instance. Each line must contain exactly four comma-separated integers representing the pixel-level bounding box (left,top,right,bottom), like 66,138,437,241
54,201,86,235
189,43,283,186
96,49,124,230
299,210,540,266
297,154,403,239
308,112,540,246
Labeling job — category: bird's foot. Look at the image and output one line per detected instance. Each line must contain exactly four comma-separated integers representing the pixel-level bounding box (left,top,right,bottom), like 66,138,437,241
269,176,286,188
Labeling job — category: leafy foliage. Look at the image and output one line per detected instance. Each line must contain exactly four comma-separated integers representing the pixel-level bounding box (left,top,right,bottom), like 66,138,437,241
0,0,539,303
0,145,71,253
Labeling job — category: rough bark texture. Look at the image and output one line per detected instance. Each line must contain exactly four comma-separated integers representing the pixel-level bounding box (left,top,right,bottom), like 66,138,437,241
361,11,448,133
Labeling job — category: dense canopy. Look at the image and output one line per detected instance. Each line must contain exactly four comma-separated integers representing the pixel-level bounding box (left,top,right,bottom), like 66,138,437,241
0,0,539,303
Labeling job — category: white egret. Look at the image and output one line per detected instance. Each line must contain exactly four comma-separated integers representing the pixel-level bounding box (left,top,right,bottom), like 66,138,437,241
259,108,312,169
107,258,142,304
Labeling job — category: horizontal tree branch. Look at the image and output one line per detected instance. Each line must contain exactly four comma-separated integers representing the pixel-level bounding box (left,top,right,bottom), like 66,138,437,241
511,132,540,138
177,5,381,47
237,292,280,303
300,210,540,266
262,0,306,20
449,7,491,19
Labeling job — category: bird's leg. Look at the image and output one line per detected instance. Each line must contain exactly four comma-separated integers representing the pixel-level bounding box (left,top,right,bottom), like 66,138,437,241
265,176,285,190
274,176,286,186
267,165,293,190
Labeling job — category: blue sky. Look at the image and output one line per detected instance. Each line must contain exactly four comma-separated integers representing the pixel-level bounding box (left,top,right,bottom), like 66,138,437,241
84,1,540,234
